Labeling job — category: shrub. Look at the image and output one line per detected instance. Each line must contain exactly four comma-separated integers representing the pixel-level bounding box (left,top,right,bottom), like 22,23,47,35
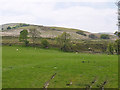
25,41,29,46
107,43,114,54
19,30,28,42
76,31,87,36
56,32,71,52
41,39,49,48
89,34,98,39
7,26,11,30
114,31,120,38
114,39,120,54
19,30,29,46
100,34,110,39
20,23,29,27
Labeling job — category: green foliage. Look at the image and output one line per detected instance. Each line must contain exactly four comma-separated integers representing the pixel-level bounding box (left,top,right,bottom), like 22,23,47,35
19,30,29,46
19,30,28,42
107,43,114,54
41,39,49,48
89,34,98,39
114,39,120,54
11,25,20,29
29,28,41,44
106,39,120,55
12,26,16,29
56,32,71,52
20,23,29,27
25,41,29,46
7,26,11,30
100,34,110,39
114,31,120,38
9,23,30,29
76,31,87,36
50,27,80,31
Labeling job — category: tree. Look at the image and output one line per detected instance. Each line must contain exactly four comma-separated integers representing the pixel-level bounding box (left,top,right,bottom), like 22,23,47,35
114,31,120,54
114,39,120,54
29,27,41,44
19,30,29,46
114,41,118,54
89,34,97,39
56,32,71,52
107,43,114,54
76,31,87,36
100,34,110,39
7,26,11,30
114,31,120,38
41,39,49,48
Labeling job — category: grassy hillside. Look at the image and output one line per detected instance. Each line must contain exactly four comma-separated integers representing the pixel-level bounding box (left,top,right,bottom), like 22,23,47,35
2,46,118,88
1,23,117,40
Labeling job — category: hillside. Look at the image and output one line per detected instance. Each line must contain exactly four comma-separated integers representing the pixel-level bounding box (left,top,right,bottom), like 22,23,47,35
0,23,117,40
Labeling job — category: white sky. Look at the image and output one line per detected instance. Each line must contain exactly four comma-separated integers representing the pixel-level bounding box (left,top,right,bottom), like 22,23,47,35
0,0,118,33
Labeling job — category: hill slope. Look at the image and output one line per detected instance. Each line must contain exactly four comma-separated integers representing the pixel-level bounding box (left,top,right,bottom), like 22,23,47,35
0,23,116,40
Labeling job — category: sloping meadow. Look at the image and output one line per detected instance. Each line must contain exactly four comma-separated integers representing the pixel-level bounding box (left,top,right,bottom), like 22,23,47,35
2,46,118,88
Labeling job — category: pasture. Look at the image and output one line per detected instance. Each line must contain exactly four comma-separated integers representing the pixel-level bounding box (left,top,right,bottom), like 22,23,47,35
2,46,118,88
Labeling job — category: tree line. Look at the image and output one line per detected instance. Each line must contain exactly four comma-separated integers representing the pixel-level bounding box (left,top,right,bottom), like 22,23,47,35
19,28,119,54
107,31,120,55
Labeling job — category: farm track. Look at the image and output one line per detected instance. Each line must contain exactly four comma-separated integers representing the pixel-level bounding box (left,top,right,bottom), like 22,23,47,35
98,80,108,89
43,73,57,89
86,77,97,89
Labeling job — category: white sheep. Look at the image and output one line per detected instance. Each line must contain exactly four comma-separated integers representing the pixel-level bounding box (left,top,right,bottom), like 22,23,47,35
54,67,57,69
76,52,78,54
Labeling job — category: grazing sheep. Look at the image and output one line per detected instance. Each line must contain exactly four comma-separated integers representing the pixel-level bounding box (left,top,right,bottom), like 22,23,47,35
16,49,18,51
76,52,78,54
54,67,57,69
88,47,93,51
66,81,72,86
70,81,72,85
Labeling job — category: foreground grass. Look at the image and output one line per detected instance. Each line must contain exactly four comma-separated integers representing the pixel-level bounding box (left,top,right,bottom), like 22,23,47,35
2,46,118,88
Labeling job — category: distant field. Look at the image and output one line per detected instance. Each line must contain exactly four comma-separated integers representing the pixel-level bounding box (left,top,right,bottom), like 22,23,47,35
2,46,118,88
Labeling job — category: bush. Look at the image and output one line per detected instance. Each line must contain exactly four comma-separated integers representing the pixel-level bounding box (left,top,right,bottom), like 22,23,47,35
12,26,16,29
41,39,49,48
89,34,97,39
60,44,72,52
7,26,11,30
107,43,114,54
25,41,29,46
76,31,87,36
56,32,71,52
114,39,120,54
100,34,110,39
20,23,29,27
114,31,120,38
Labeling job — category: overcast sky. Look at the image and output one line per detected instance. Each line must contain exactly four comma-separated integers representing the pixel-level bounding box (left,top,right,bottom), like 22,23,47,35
0,0,118,33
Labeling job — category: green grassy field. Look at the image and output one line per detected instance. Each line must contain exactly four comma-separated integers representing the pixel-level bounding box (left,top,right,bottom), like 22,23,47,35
2,46,118,88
